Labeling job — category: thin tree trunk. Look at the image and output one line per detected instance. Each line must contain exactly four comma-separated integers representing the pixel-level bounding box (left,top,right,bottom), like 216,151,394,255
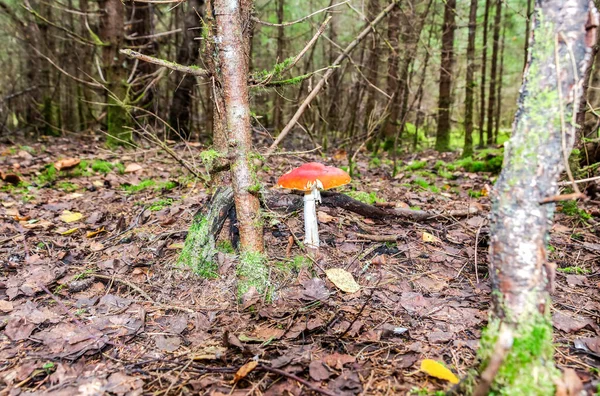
463,0,478,158
98,0,131,145
362,0,381,132
494,20,506,144
474,1,596,394
434,0,456,152
213,0,263,254
478,0,491,147
381,5,400,144
413,18,435,150
168,0,204,139
523,0,533,70
486,0,502,146
272,0,285,131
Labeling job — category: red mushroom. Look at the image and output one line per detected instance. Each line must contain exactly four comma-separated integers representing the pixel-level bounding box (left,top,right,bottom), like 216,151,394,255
277,163,351,249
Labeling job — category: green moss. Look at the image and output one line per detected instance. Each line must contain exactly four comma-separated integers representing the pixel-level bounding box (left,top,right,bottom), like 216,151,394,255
91,160,114,174
237,250,270,297
413,178,430,189
37,164,57,185
200,149,224,171
346,190,381,205
149,198,173,211
369,157,381,168
559,200,591,221
406,160,427,171
105,88,132,147
468,189,484,198
478,310,559,395
122,179,157,193
179,217,219,278
556,266,590,275
114,162,126,175
57,182,78,192
217,240,235,254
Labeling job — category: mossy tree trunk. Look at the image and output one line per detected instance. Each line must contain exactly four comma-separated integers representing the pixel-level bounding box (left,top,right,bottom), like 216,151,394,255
434,0,456,152
99,0,131,146
476,1,596,394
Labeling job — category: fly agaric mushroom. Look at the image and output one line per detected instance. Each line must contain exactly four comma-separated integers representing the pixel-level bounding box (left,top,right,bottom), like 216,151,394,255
277,162,351,249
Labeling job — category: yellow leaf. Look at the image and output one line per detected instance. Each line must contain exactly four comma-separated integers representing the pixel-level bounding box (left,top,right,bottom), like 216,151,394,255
60,227,79,235
422,232,439,243
86,227,106,238
60,211,83,223
167,242,185,250
325,268,360,293
234,361,258,382
420,359,459,384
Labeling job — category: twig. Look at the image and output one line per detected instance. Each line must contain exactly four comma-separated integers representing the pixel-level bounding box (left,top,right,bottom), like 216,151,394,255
258,365,337,396
540,192,586,204
473,324,513,396
265,0,400,156
355,233,399,242
30,46,103,88
251,1,348,27
337,277,380,340
120,49,209,77
557,174,600,185
90,273,155,302
263,146,322,157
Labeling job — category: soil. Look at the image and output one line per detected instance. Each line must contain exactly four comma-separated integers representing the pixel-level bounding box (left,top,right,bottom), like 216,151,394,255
0,137,599,395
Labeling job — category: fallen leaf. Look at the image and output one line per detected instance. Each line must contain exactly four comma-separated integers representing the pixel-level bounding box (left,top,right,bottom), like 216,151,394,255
325,268,360,293
21,219,54,229
59,227,79,236
124,163,143,173
234,360,258,382
317,211,335,223
309,360,331,381
54,158,80,171
60,211,83,223
422,232,440,243
167,242,185,250
0,171,22,185
420,359,459,384
0,300,13,313
89,241,104,251
86,227,106,238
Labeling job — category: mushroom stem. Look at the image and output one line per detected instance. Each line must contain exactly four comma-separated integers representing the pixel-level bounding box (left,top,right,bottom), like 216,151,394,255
304,184,321,249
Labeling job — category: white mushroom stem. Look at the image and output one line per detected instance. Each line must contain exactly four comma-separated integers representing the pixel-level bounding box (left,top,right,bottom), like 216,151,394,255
304,181,322,249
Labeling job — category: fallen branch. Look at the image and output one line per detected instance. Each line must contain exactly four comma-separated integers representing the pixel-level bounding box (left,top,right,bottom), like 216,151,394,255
265,0,400,156
258,365,337,396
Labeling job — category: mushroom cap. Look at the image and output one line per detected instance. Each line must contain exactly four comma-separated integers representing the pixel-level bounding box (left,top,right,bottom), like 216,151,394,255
277,162,351,191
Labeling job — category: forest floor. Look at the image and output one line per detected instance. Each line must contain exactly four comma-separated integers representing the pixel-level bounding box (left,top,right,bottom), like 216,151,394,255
0,136,599,395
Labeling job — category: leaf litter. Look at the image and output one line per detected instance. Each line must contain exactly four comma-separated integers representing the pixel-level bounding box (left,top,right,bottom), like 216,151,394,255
0,139,599,394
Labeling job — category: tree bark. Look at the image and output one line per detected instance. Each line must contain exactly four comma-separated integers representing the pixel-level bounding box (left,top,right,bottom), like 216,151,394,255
98,0,131,145
362,0,381,132
168,0,205,140
463,0,478,158
477,1,597,394
478,0,491,147
213,0,263,254
382,5,401,142
272,0,285,132
434,0,456,152
486,0,503,146
494,21,506,144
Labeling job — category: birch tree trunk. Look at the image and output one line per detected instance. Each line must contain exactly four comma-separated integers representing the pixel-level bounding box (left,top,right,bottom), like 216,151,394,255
474,1,597,394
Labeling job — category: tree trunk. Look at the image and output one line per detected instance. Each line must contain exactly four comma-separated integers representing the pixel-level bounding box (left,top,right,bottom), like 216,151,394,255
362,0,381,132
475,1,596,394
381,5,401,145
168,0,205,140
523,0,533,70
486,0,502,146
213,0,263,251
434,0,456,152
478,0,491,147
98,0,131,145
463,0,478,158
494,21,506,143
272,0,285,132
413,19,435,150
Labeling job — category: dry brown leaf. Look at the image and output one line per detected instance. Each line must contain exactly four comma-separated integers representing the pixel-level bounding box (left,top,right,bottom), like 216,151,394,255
54,158,80,171
124,163,143,173
317,211,335,223
325,268,360,293
0,171,22,185
233,360,258,382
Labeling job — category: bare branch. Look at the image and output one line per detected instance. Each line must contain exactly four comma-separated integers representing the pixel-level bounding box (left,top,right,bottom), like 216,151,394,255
252,0,349,27
119,49,210,77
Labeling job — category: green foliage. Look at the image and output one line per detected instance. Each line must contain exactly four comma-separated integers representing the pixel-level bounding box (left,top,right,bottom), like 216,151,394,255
346,190,381,205
114,162,126,175
122,179,156,193
200,149,224,171
237,250,270,297
149,198,173,211
413,178,430,189
37,164,57,184
217,240,235,254
468,189,484,198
